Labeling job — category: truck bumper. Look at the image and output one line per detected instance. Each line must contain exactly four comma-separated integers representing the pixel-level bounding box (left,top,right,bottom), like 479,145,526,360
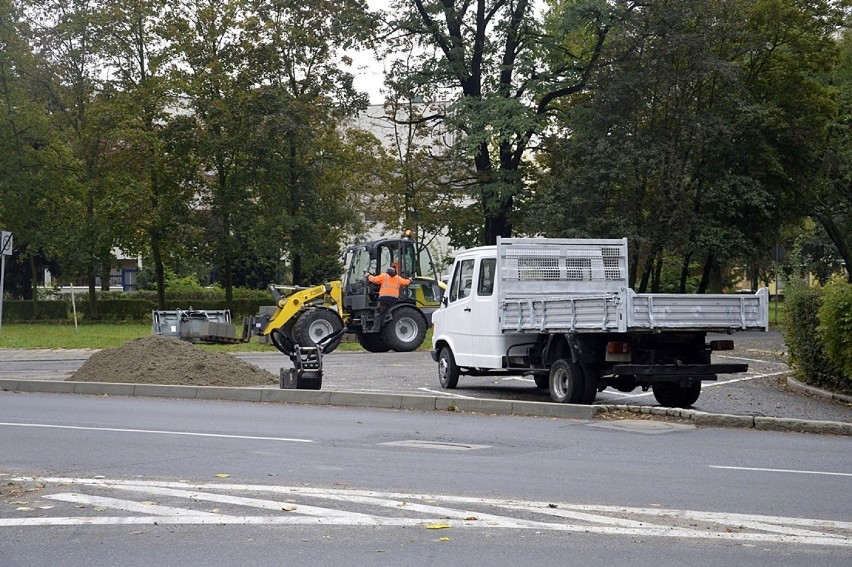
430,350,439,362
612,363,748,379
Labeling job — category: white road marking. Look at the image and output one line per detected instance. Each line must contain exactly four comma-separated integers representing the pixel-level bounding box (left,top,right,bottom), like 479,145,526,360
417,387,476,398
598,371,790,400
710,465,852,478
704,371,788,388
717,354,786,364
2,476,849,547
0,422,312,443
43,493,220,517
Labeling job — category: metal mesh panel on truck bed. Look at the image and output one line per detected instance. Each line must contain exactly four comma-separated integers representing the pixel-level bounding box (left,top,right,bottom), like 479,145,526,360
497,237,629,296
496,237,629,333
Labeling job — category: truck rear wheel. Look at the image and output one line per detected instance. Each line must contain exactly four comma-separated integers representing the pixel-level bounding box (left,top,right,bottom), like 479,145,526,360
549,359,586,404
438,347,459,389
579,363,599,405
382,306,427,352
356,332,391,353
292,309,344,353
652,380,701,408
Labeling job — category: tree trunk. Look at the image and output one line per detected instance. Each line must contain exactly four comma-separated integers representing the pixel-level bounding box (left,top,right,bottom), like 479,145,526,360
291,253,303,287
651,253,663,293
28,255,38,303
629,247,639,290
484,208,512,246
151,233,166,309
817,214,852,283
679,253,692,293
87,266,98,319
697,252,715,294
100,265,111,292
638,250,654,293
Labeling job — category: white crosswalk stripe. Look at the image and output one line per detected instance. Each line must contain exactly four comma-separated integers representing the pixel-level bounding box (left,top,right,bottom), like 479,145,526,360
2,476,850,548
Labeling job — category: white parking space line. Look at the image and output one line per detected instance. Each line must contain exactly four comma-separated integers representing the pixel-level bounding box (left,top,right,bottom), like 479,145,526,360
703,371,788,388
717,354,786,364
0,422,312,444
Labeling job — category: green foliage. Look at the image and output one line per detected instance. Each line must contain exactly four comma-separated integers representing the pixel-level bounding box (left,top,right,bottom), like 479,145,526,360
83,299,157,321
1,300,68,321
784,282,849,394
164,273,211,294
818,279,852,380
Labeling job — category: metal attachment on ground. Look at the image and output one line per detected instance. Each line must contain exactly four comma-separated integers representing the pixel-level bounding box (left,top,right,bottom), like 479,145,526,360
275,326,347,390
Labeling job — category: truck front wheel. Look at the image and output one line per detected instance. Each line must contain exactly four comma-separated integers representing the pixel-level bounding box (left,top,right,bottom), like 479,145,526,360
438,347,459,389
383,306,427,352
292,309,344,353
549,359,585,404
652,380,702,408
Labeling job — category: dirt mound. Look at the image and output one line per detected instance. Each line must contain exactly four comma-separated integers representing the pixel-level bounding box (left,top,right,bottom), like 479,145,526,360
70,335,277,387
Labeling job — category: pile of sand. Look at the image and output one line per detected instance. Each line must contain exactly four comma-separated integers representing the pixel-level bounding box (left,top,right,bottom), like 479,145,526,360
70,335,277,387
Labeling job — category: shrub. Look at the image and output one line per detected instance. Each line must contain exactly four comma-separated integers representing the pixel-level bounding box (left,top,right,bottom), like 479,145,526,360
2,300,68,321
784,283,848,394
818,280,852,384
84,299,158,321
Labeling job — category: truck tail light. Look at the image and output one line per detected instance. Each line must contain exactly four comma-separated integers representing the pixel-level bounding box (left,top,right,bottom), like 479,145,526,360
607,342,631,354
605,341,631,362
710,340,734,351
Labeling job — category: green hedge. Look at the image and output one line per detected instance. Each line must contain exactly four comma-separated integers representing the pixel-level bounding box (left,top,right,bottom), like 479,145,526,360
818,280,852,380
784,282,852,395
3,297,273,322
1,300,68,321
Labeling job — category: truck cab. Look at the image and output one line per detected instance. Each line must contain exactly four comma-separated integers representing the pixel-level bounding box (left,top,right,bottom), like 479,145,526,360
433,246,528,369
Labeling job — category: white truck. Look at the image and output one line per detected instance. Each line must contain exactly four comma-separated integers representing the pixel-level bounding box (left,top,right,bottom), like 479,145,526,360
430,237,770,408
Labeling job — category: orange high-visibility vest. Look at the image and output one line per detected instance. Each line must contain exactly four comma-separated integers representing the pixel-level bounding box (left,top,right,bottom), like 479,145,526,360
369,273,411,298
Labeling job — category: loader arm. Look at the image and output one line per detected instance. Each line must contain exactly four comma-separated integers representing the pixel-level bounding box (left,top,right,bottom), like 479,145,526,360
262,282,345,335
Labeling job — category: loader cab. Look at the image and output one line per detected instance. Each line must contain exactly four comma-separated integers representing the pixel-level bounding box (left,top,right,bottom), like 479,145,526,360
342,234,442,315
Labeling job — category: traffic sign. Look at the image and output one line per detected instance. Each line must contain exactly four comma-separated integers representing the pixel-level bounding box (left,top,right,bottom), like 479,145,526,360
0,231,11,256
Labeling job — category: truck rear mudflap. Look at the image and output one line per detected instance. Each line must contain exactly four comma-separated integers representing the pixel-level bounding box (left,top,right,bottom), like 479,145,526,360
612,363,748,380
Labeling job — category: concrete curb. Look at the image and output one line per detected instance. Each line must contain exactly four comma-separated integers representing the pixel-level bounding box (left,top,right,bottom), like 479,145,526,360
787,376,852,404
593,404,852,436
1,379,848,435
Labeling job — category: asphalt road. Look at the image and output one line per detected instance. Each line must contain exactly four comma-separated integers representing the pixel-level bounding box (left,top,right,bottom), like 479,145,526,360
0,330,849,424
1,392,850,566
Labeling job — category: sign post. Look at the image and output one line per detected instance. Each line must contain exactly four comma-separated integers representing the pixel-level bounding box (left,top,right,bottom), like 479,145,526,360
0,231,13,332
770,244,786,327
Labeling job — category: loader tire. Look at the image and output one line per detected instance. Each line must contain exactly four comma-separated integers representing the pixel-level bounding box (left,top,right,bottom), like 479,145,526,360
356,332,391,353
292,309,344,353
382,306,427,352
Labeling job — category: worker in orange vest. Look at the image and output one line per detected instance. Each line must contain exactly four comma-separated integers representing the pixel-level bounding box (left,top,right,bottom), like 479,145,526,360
367,266,411,332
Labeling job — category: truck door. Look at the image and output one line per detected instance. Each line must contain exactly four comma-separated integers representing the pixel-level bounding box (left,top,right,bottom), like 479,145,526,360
443,258,475,363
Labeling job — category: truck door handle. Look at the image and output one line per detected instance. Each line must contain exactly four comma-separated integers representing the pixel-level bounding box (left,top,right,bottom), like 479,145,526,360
464,307,471,312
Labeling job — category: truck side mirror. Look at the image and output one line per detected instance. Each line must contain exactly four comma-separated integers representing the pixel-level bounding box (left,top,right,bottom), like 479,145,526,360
441,296,448,307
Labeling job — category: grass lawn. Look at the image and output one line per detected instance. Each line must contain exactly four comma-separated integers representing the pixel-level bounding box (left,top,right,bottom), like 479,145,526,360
0,322,282,351
0,322,430,352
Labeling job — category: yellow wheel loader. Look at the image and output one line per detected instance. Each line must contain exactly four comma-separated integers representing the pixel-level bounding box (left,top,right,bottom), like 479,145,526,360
154,233,443,354
252,233,444,354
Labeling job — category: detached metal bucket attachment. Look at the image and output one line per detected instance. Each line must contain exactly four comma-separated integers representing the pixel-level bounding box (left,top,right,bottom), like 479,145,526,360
274,326,347,390
152,308,238,343
279,346,323,390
